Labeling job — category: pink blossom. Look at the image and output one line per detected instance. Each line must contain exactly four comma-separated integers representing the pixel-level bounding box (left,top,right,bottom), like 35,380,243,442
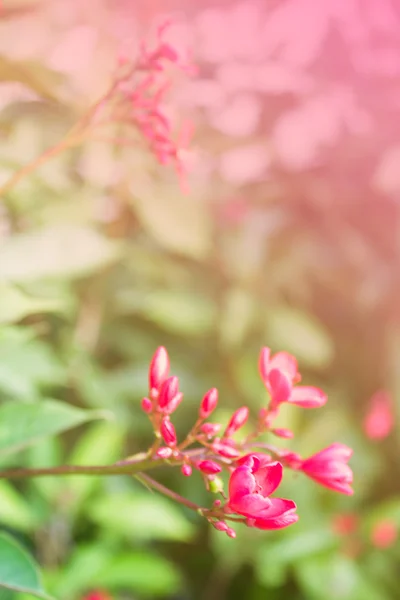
160,417,177,446
213,520,228,532
197,460,222,475
300,443,353,495
371,519,397,549
199,388,218,419
225,406,249,437
363,390,394,440
258,347,327,409
228,455,297,529
149,347,170,392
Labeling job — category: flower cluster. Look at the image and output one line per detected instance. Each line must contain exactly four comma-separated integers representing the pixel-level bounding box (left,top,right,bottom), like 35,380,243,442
98,21,194,190
138,346,354,538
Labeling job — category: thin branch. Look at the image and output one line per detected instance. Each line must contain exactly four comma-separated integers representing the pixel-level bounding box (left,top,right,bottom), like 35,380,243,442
0,458,159,480
138,473,203,512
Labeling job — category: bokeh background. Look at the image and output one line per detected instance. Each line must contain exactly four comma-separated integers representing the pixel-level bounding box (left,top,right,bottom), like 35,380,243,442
0,0,400,598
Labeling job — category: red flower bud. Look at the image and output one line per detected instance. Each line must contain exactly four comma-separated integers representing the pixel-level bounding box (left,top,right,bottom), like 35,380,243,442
199,388,218,419
225,406,249,436
181,464,192,477
158,376,179,410
213,521,228,531
160,418,177,446
197,460,222,475
164,392,183,415
271,428,294,439
212,441,240,458
149,346,170,391
141,397,153,414
200,422,221,437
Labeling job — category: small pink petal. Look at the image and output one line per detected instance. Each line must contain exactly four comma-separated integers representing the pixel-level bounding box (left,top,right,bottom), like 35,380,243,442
268,369,292,404
254,461,283,497
250,512,299,530
228,465,256,498
288,386,327,408
268,351,298,380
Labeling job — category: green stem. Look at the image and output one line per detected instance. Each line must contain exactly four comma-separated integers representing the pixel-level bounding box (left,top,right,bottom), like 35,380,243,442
138,473,203,512
0,458,159,479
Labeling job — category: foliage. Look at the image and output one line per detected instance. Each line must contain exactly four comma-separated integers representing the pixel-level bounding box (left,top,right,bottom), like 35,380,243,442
0,1,399,599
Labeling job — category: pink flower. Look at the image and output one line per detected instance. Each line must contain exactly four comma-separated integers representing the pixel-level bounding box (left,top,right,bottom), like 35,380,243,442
199,388,218,419
149,347,170,392
300,443,353,495
363,390,394,440
225,406,249,437
258,347,327,409
212,441,240,459
371,519,397,549
228,455,298,529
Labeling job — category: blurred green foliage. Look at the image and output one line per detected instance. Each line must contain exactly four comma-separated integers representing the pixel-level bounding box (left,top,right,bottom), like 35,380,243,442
0,0,400,599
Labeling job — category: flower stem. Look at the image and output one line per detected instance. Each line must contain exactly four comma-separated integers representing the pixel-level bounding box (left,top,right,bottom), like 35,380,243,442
138,473,203,512
0,458,158,479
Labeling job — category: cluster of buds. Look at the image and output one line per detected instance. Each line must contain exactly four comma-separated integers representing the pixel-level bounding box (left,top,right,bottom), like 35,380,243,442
92,21,194,190
138,346,354,538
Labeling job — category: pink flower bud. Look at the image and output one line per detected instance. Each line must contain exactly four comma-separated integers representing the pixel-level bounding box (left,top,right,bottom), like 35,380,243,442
197,460,222,475
271,428,294,439
226,527,236,538
158,376,179,410
213,521,228,532
213,499,222,507
258,347,271,384
200,422,221,437
156,447,173,459
181,464,192,477
149,347,170,391
212,441,240,459
225,406,249,436
164,392,183,415
199,388,218,419
160,418,177,446
141,397,153,414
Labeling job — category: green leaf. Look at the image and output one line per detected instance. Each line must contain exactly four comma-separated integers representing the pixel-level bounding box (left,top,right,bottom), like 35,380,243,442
0,225,121,282
0,399,104,457
95,552,182,596
0,327,64,400
0,284,66,324
266,306,334,369
130,179,211,259
90,490,195,542
0,532,51,599
0,481,35,531
0,56,63,101
65,422,125,509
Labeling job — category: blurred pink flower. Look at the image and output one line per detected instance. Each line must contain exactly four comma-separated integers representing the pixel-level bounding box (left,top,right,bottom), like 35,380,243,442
371,519,397,549
259,347,327,409
363,390,394,440
332,512,359,536
228,455,298,529
300,443,354,495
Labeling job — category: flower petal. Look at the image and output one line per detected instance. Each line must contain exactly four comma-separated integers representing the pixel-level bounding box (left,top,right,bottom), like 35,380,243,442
269,352,298,380
288,386,327,408
250,512,299,530
228,466,256,499
257,497,297,519
229,492,272,517
254,461,283,497
268,369,292,404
